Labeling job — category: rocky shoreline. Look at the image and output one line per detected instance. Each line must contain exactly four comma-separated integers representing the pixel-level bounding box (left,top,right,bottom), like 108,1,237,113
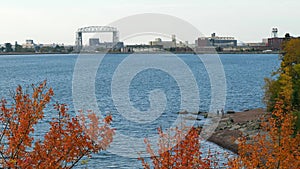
207,108,268,154
178,108,268,154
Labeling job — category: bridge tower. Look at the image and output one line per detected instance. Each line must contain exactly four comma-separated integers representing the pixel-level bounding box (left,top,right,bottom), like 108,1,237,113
75,32,83,51
75,26,119,52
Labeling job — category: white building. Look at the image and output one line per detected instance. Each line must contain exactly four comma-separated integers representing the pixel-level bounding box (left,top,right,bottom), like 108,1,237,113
22,39,35,48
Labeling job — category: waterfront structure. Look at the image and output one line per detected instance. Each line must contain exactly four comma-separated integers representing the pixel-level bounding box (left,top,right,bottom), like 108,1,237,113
75,26,119,51
196,33,237,48
245,40,269,51
22,39,35,48
196,37,211,47
88,37,124,51
149,35,176,49
97,42,124,50
177,41,190,48
195,33,237,53
124,44,163,53
210,33,237,47
247,42,267,47
267,38,285,50
267,28,286,50
262,39,268,44
89,38,100,46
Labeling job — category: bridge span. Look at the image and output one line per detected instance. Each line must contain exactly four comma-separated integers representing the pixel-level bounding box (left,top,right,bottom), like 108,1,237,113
75,26,119,51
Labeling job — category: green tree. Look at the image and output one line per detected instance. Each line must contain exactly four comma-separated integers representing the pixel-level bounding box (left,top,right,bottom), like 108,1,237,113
4,43,13,52
229,38,300,169
14,41,23,52
67,46,74,53
54,45,65,53
264,38,300,131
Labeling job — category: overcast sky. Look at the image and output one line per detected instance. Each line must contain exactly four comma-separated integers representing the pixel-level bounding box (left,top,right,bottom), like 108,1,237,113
1,0,299,45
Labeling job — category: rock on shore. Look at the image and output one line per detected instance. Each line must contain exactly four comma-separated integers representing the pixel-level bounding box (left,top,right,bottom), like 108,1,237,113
207,108,268,154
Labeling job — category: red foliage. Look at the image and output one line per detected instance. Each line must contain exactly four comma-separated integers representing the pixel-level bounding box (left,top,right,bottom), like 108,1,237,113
228,102,300,169
0,81,114,168
139,126,212,169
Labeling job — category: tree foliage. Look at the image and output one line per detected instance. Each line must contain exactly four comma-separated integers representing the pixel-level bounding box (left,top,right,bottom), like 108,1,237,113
139,126,213,169
0,81,114,168
265,38,300,111
228,102,300,169
229,39,300,168
4,43,13,52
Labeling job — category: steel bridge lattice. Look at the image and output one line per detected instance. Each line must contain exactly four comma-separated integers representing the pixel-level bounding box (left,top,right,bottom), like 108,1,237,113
75,26,119,51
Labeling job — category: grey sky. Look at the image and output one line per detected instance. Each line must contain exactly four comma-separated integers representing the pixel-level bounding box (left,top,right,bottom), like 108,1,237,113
1,0,299,45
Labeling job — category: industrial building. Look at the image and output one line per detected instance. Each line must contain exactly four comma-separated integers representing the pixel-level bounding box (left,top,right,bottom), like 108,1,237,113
265,28,300,51
85,36,124,51
22,39,35,48
267,38,285,50
210,33,237,47
124,44,163,53
196,33,237,48
89,38,100,46
149,35,176,49
196,37,211,47
266,28,285,50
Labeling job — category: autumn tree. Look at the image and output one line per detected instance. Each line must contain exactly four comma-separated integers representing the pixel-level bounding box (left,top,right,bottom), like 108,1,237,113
0,81,114,168
264,38,300,131
228,102,300,169
139,126,213,169
229,38,300,169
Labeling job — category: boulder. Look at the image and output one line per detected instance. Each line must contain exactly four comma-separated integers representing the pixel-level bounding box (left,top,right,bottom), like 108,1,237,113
227,110,235,114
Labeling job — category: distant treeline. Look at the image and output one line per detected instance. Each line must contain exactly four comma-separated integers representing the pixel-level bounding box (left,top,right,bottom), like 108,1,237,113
0,42,73,54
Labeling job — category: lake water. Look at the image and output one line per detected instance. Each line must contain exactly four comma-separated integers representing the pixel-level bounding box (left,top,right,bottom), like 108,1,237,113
0,54,280,168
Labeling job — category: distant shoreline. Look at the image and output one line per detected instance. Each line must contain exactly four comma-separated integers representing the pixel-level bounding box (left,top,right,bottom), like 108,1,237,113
0,51,280,55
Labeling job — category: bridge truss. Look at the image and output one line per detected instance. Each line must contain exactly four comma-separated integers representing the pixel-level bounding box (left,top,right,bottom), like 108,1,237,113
75,26,119,51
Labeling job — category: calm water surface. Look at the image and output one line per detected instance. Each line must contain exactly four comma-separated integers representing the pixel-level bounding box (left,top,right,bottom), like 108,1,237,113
0,54,280,168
